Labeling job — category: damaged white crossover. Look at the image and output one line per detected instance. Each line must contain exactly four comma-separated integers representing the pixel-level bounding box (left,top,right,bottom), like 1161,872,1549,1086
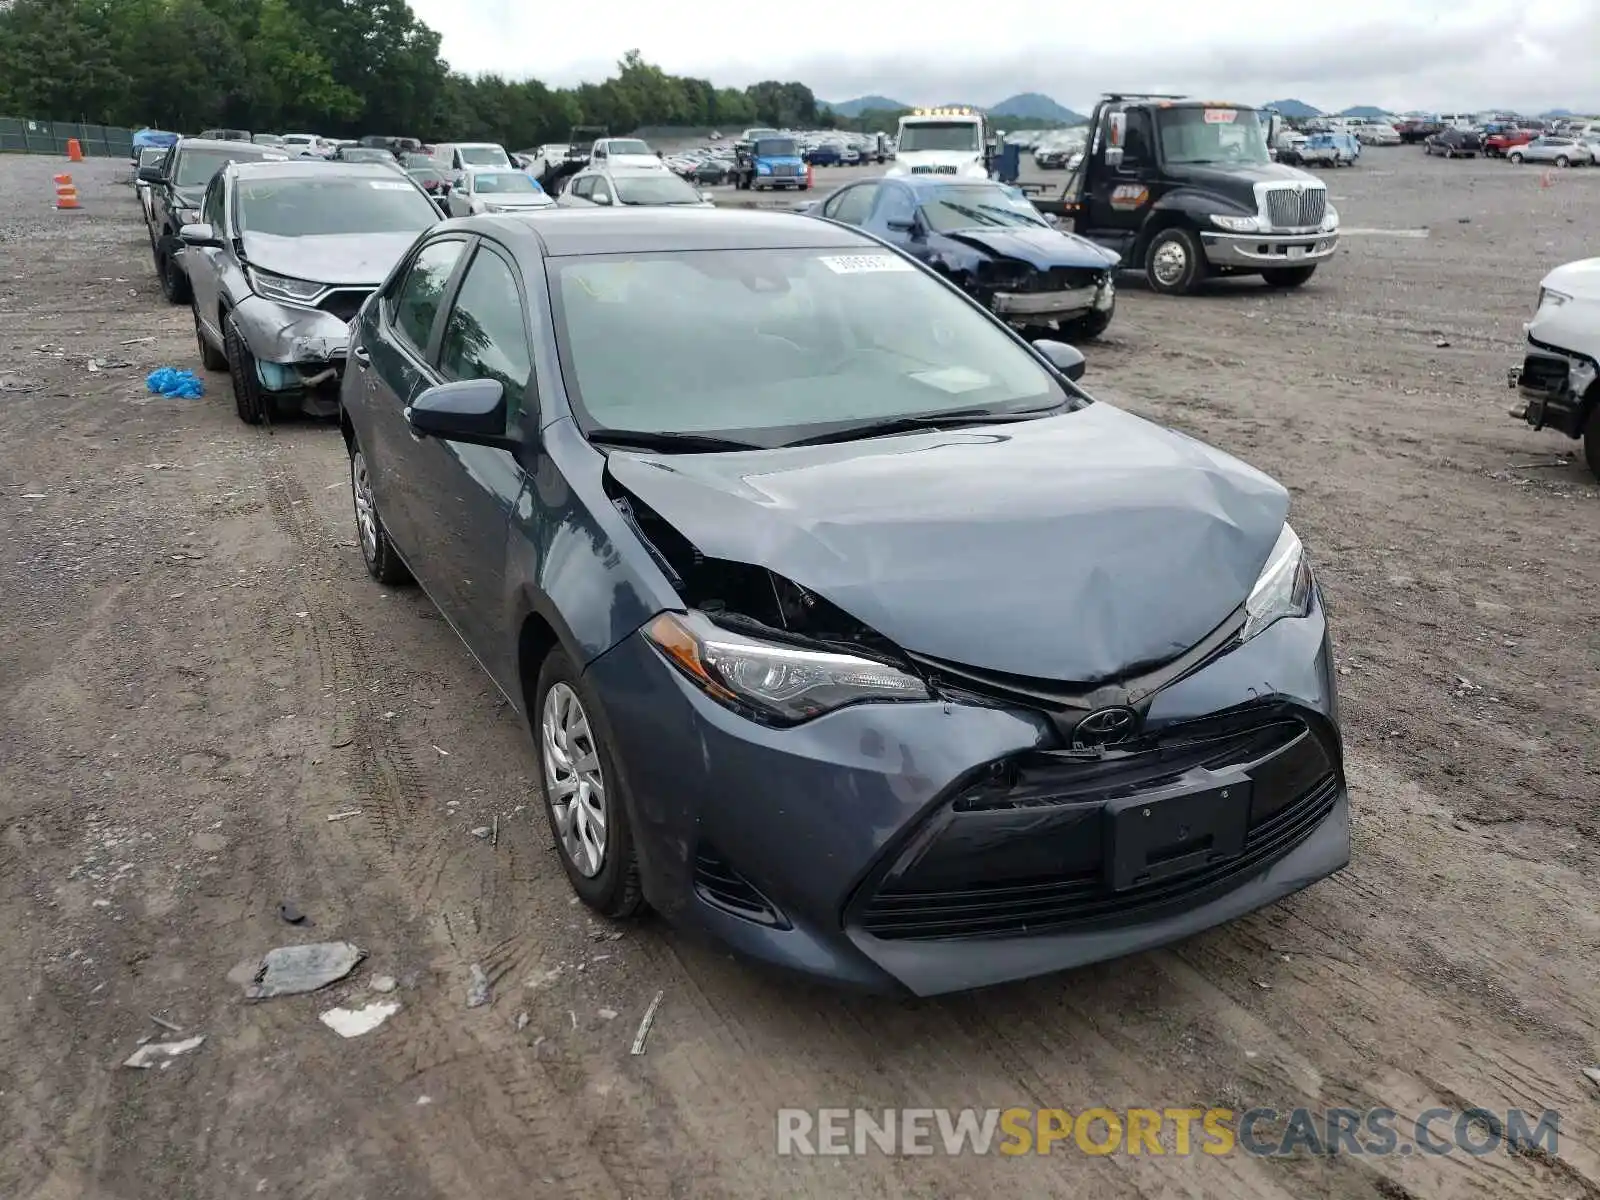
1507,255,1600,480
180,159,442,424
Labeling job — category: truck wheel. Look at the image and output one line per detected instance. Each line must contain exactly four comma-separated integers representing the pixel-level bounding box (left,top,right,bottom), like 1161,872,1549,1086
1585,410,1600,481
1145,228,1204,295
1262,266,1317,289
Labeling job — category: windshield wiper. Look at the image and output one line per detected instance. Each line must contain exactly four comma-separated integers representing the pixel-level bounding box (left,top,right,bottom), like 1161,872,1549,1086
784,405,1063,448
587,428,761,453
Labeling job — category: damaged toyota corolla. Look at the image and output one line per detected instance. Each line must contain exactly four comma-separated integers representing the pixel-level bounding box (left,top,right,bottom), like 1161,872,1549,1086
340,207,1349,996
181,159,441,424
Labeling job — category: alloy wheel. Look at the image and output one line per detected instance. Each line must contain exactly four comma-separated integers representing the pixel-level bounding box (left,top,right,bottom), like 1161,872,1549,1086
541,682,607,878
1152,240,1188,287
351,450,378,566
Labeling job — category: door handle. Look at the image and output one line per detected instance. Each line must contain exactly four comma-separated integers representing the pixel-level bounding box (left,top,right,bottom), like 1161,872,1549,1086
351,345,371,368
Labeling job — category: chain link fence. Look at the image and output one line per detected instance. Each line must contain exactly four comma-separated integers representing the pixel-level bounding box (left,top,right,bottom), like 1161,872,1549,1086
0,117,135,157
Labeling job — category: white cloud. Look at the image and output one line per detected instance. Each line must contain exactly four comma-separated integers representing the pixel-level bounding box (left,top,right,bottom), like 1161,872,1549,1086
409,0,1600,114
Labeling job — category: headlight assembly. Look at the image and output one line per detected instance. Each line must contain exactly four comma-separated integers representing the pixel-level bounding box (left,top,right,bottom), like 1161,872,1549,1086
1241,524,1315,643
644,610,929,724
1210,213,1261,233
1320,204,1339,232
1538,287,1571,312
248,267,326,307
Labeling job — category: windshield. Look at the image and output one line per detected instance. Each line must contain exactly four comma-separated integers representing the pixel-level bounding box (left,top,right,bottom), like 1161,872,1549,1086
472,172,538,194
754,138,799,157
459,146,510,166
918,185,1049,233
176,148,272,189
613,173,703,205
1157,107,1271,166
549,248,1063,447
254,135,283,145
341,148,392,162
898,121,981,153
235,177,439,236
604,139,652,156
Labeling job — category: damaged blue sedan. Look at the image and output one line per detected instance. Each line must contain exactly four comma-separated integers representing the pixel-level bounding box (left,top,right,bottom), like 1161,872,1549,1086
339,207,1349,997
811,175,1121,342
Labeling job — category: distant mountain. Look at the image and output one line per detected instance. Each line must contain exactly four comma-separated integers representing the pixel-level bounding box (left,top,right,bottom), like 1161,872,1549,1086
1540,108,1578,118
1264,98,1321,118
1339,105,1390,119
989,93,1087,124
821,95,909,117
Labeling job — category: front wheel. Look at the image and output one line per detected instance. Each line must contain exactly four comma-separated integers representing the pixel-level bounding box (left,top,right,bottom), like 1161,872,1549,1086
1556,155,1570,168
1062,302,1114,341
1262,265,1318,289
224,315,273,426
1585,410,1600,481
535,648,643,918
1508,152,1524,164
1145,227,1205,295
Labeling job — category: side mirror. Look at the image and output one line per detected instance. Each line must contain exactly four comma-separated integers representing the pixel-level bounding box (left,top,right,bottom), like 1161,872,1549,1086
885,217,915,233
138,165,164,184
591,193,612,206
178,222,222,248
1104,146,1124,169
404,378,515,449
699,191,714,203
1032,338,1086,382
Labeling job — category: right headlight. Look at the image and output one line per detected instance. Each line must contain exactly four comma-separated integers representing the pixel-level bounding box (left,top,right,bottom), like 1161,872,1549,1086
1538,287,1572,312
1241,524,1315,644
1320,204,1339,232
643,610,929,724
1210,213,1262,233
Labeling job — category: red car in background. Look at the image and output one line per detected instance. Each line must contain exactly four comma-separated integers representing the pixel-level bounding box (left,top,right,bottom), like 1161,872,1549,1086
1484,129,1536,157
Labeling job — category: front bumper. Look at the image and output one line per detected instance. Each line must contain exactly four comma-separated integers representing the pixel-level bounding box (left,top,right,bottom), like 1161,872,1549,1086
586,595,1347,996
1201,231,1339,270
991,284,1100,318
1507,345,1596,438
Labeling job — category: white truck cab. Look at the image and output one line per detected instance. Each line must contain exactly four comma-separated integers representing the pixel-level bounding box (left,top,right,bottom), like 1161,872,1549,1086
887,108,991,180
590,137,664,171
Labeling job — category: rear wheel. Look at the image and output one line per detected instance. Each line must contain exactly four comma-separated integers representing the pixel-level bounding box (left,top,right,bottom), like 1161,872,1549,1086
350,444,410,584
1145,227,1205,295
1262,265,1318,289
1556,155,1571,168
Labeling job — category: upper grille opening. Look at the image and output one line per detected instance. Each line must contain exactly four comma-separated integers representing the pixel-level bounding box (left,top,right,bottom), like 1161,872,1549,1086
1264,187,1326,229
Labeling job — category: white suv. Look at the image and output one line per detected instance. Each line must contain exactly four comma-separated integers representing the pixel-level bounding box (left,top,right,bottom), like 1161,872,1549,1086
1508,257,1600,478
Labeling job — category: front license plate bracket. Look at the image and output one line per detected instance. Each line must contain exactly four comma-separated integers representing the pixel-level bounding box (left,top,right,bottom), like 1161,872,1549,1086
1104,771,1251,891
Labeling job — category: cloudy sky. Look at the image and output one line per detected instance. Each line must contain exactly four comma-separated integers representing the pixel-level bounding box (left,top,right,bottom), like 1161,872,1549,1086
408,0,1600,114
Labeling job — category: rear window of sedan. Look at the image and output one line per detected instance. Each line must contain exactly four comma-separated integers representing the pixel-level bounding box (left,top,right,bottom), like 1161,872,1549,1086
548,247,1063,446
235,177,440,236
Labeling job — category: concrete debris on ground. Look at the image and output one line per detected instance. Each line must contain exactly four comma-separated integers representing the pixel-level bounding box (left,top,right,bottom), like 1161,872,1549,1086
123,1035,204,1069
244,942,365,1000
319,1000,400,1039
369,974,398,994
466,963,491,1008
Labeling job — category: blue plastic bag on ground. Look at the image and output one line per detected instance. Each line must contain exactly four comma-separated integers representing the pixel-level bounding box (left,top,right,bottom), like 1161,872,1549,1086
145,367,204,398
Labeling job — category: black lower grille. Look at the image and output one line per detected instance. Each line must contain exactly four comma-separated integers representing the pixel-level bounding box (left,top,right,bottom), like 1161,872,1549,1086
1519,349,1571,394
694,848,787,928
857,774,1339,941
318,288,374,324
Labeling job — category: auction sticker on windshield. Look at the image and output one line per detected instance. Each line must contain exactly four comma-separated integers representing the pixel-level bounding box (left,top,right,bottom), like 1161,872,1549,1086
369,181,413,190
818,254,915,274
1205,109,1239,124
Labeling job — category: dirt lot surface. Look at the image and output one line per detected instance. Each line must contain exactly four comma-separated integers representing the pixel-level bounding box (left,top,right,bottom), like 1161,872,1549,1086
1,150,1596,1200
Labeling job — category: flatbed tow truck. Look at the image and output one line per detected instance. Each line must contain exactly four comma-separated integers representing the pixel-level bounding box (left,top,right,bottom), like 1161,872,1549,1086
1020,94,1341,294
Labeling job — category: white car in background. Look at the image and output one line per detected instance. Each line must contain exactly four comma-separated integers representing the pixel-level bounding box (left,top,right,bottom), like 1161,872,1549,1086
1507,136,1595,167
280,133,332,158
589,137,665,171
445,168,556,216
1356,123,1401,146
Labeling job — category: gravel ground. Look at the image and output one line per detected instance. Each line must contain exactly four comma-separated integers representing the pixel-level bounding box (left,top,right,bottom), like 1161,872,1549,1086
0,149,1597,1200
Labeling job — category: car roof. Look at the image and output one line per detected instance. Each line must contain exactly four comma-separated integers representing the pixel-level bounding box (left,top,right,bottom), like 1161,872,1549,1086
460,207,875,258
177,137,285,155
224,160,412,182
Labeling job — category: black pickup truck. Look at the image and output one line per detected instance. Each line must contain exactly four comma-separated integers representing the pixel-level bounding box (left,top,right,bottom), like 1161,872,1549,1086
138,137,285,304
1021,94,1341,294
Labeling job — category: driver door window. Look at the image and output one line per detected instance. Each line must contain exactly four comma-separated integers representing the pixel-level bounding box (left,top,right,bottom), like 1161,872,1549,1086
590,178,613,204
388,239,468,355
873,185,915,230
437,247,533,421
827,183,879,225
1120,111,1154,170
201,177,225,229
571,176,594,199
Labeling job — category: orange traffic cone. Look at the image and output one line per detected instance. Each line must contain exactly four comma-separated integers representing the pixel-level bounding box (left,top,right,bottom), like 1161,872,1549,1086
53,173,81,210
66,138,83,162
1540,169,1553,189
806,161,815,189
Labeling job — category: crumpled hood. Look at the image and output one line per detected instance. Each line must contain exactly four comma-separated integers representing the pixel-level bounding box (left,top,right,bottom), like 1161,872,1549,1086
608,403,1290,683
944,226,1118,271
240,231,421,286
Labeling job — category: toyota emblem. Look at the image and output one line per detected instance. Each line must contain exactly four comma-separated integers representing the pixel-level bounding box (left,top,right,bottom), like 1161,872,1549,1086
1072,706,1140,749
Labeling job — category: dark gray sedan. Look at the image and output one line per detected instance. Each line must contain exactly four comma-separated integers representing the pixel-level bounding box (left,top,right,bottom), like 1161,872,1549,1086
339,208,1349,996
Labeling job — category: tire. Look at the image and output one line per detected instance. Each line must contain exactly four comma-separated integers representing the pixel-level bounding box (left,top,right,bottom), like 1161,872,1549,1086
1556,155,1570,168
1262,265,1318,289
157,239,191,305
534,647,643,918
1062,302,1114,341
1509,152,1523,164
224,315,273,426
1144,226,1205,295
1585,410,1600,481
349,443,410,584
192,304,227,371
